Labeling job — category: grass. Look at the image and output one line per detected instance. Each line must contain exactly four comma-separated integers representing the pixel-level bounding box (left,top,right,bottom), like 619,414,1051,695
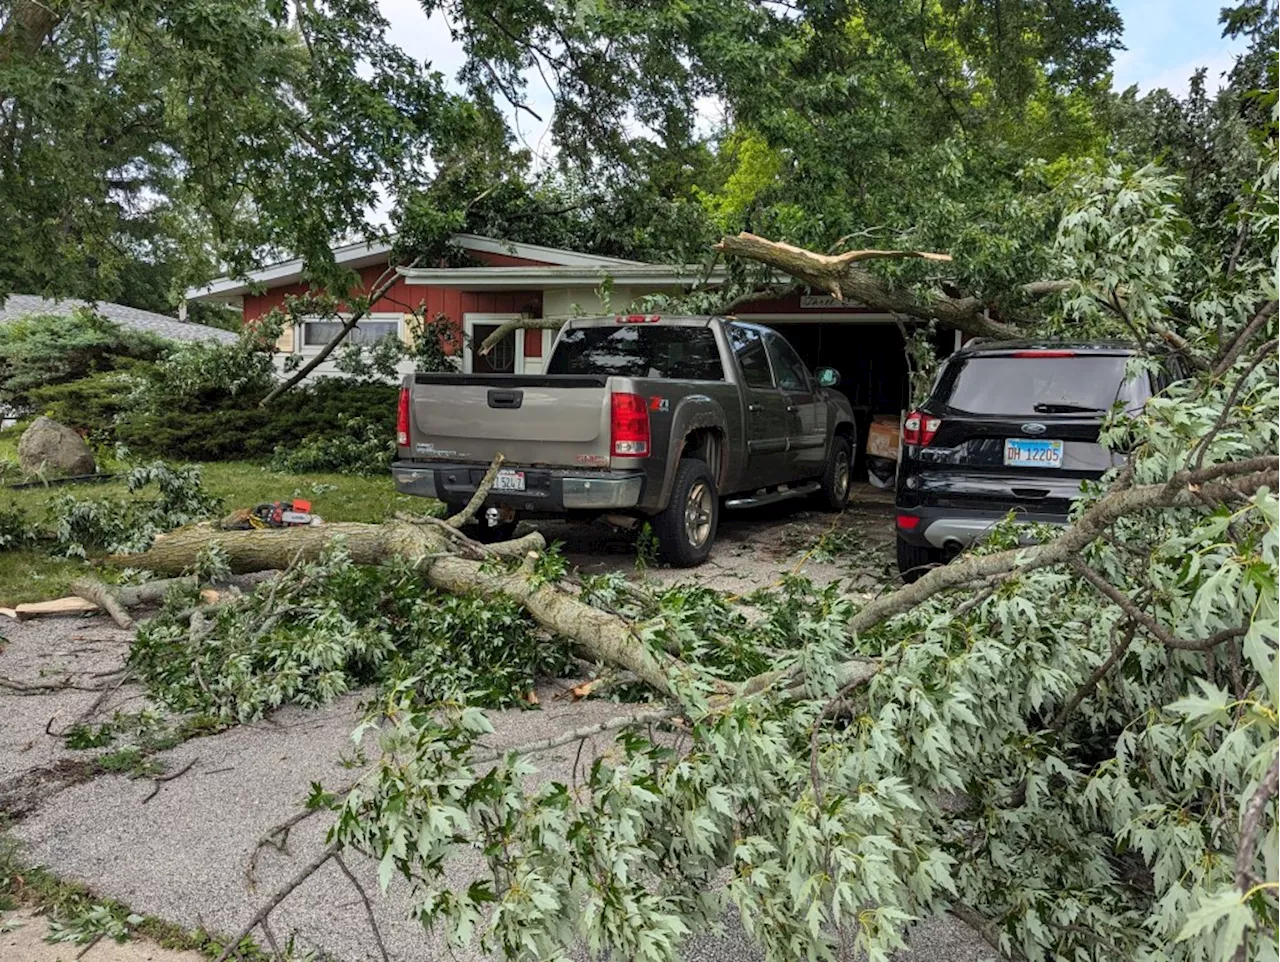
0,448,434,605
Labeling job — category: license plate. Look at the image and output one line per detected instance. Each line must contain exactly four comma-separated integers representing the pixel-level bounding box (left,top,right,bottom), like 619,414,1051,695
493,469,526,491
1004,439,1063,468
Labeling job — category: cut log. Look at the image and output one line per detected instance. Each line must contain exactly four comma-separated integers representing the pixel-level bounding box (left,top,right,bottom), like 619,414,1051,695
13,597,101,620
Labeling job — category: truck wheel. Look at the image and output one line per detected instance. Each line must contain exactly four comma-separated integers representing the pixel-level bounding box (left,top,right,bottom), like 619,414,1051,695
818,437,853,510
896,536,942,583
654,458,719,567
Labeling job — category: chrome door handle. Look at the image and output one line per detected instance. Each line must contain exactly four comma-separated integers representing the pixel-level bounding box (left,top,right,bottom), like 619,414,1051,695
786,405,798,412
748,403,763,412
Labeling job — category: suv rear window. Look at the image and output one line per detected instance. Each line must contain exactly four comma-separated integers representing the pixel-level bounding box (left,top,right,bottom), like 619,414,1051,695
548,326,724,380
933,354,1134,415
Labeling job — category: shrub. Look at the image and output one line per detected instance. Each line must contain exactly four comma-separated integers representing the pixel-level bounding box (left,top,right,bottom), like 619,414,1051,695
117,377,397,462
269,415,393,475
0,308,170,411
27,360,157,443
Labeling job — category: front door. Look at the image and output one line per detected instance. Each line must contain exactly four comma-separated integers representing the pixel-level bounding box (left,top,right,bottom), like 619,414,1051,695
728,324,791,488
765,330,827,480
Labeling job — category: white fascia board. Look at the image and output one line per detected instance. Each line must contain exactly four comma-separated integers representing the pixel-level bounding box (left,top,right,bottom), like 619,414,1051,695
450,233,646,267
398,264,729,289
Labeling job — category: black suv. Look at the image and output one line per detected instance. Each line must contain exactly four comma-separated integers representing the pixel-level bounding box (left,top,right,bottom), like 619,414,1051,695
894,341,1180,580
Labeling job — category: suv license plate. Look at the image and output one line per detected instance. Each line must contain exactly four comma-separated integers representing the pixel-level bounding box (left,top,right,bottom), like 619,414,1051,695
1004,439,1063,468
493,469,526,491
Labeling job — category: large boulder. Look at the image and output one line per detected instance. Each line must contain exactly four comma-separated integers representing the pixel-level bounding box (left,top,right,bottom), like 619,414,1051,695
17,416,97,477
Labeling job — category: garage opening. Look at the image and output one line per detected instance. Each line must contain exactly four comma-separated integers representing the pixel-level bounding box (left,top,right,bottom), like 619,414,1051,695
753,319,957,484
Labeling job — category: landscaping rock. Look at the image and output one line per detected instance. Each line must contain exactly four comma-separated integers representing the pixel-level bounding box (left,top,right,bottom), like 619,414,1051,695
17,416,96,477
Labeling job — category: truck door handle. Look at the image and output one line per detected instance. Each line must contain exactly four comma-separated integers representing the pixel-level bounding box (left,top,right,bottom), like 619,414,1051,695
487,389,523,409
747,403,763,412
786,405,798,413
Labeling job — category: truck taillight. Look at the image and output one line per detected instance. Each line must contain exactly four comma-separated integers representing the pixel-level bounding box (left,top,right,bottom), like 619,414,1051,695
611,393,650,457
902,410,941,447
396,387,410,447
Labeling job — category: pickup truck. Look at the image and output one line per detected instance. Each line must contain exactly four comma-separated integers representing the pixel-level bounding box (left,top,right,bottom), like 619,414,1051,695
392,315,859,565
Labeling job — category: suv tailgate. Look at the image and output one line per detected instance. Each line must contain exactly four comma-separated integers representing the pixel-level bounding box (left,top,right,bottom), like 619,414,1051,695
408,373,612,467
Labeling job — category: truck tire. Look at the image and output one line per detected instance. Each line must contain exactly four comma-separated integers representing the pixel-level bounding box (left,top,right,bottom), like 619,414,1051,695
818,437,853,510
654,458,719,567
896,536,942,583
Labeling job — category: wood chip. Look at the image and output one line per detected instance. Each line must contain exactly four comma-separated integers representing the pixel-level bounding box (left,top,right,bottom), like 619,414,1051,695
200,588,221,604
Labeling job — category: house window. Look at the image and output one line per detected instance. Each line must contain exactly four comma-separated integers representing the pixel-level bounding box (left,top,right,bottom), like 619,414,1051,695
300,317,400,350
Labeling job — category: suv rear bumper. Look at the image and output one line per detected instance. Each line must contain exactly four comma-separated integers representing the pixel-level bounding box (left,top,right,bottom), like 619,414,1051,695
392,460,646,512
896,505,1069,550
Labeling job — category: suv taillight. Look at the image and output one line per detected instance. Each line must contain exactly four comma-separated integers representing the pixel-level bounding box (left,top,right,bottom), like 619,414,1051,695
611,393,650,457
903,410,941,447
396,387,410,446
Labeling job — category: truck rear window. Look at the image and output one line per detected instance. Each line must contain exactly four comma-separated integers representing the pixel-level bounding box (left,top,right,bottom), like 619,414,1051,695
934,355,1134,415
547,326,724,380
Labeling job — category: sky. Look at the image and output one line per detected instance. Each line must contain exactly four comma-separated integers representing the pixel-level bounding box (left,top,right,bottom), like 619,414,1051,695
375,0,1247,169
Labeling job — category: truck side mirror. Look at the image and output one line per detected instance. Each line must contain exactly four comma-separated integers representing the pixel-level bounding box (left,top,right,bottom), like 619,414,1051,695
816,367,840,387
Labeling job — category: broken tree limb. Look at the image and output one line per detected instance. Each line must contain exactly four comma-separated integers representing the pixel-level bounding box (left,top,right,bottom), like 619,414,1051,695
70,579,135,630
479,316,565,355
260,255,422,406
847,457,1279,636
714,232,1068,339
446,453,505,527
109,521,680,697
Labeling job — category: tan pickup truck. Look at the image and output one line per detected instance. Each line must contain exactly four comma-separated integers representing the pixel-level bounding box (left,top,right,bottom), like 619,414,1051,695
393,315,859,565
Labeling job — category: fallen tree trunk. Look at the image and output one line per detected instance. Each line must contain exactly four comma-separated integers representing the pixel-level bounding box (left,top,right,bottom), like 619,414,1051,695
111,521,679,697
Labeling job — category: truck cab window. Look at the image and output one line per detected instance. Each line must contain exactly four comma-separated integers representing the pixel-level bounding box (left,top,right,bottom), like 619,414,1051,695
729,325,775,389
765,332,812,392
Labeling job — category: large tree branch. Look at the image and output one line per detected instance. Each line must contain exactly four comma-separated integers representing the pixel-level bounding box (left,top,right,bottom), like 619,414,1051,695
714,232,1050,339
260,256,420,405
0,0,63,66
848,458,1279,635
479,317,565,356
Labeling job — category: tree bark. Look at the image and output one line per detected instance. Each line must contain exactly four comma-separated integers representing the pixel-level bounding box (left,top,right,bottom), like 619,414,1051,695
0,1,64,66
714,232,1067,339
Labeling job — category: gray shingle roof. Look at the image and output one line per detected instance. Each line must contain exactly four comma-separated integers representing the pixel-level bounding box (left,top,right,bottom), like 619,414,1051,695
0,295,237,344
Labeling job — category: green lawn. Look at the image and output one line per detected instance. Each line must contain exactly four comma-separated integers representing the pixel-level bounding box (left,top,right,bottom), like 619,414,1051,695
0,458,433,606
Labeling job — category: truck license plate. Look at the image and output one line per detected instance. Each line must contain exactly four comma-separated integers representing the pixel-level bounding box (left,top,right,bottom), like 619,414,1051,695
493,469,526,491
1004,439,1063,468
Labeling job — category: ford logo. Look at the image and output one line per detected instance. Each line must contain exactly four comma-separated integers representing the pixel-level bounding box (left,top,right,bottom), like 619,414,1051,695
1021,422,1047,435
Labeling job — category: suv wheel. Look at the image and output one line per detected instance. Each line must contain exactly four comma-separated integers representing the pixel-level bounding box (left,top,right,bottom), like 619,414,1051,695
896,536,942,583
818,437,853,510
654,458,719,567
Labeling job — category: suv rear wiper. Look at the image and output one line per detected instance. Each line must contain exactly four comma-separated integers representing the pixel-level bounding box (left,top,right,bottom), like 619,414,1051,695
1033,402,1107,414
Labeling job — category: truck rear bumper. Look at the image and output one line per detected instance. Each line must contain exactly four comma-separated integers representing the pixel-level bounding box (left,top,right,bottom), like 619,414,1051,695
392,460,646,512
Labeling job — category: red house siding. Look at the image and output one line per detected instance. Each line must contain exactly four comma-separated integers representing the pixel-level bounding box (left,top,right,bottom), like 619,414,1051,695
241,249,552,355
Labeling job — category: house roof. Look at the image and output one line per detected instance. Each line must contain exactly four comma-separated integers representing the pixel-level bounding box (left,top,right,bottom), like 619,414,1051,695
186,233,650,302
0,295,237,343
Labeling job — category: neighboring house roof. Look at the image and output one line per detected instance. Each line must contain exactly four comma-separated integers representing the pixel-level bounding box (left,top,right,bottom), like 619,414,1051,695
186,233,651,302
0,295,237,343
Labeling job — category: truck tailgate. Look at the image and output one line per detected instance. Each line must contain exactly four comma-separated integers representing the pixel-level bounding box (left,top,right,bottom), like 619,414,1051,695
409,373,612,467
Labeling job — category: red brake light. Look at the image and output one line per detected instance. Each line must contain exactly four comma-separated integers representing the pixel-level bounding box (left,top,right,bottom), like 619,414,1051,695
615,314,661,324
903,410,941,447
611,393,650,457
896,514,921,531
396,387,410,446
1012,350,1076,357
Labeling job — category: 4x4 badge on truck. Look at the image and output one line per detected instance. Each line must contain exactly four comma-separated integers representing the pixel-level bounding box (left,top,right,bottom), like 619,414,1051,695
1021,422,1047,435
